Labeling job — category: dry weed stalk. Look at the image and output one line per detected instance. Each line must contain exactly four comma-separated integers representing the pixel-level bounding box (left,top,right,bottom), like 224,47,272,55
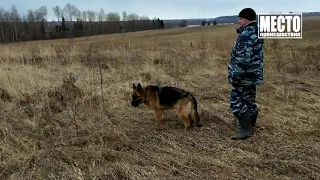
64,73,81,135
290,44,300,103
271,39,282,72
98,54,105,112
87,43,96,108
69,100,79,135
200,26,204,49
268,39,291,103
305,45,320,72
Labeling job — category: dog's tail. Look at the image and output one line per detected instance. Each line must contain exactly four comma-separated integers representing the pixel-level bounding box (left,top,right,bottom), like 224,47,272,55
187,94,202,127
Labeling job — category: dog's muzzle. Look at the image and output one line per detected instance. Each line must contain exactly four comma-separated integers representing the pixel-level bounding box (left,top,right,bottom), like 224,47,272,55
131,98,142,107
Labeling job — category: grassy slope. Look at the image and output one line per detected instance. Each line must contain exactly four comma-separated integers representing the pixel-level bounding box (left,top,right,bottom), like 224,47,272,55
0,19,319,180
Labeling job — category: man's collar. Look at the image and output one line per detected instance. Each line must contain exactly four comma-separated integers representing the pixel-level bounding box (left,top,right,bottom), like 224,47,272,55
236,20,257,34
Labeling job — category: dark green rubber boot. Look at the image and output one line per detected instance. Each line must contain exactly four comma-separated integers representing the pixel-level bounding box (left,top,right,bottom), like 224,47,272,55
231,110,253,140
251,112,258,127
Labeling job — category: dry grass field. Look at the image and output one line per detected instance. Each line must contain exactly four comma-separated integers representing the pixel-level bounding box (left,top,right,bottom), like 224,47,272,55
0,18,320,180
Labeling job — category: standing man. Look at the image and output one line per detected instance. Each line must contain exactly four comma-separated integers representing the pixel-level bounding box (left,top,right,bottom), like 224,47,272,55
228,8,264,140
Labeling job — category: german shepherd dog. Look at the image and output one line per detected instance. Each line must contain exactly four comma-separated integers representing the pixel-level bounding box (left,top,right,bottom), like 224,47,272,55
131,83,202,131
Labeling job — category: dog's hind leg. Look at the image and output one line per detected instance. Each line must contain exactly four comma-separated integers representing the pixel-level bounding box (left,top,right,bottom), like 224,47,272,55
190,108,201,127
183,117,192,131
155,109,164,127
187,95,201,127
177,112,191,131
177,102,192,131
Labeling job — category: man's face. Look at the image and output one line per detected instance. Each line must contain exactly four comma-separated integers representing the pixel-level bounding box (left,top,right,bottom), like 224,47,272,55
238,17,250,27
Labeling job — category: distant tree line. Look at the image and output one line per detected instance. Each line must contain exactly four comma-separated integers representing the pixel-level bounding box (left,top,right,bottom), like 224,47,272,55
0,3,167,43
179,20,187,27
178,19,218,27
201,20,217,26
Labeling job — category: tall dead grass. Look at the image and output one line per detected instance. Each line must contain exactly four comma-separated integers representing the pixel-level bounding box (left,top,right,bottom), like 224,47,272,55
0,19,319,179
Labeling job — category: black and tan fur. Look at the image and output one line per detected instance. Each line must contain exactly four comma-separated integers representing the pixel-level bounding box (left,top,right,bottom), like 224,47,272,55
131,83,201,131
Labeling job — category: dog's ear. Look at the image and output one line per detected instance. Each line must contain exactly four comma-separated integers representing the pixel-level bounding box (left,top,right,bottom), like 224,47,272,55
132,83,136,89
137,83,142,92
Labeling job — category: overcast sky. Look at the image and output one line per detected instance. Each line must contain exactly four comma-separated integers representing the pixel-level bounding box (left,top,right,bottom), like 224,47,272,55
1,0,319,20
